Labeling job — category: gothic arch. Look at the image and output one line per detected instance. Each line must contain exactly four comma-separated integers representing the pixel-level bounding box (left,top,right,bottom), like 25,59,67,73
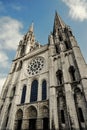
30,79,38,102
74,86,86,128
21,85,27,104
56,69,63,85
16,109,23,120
40,105,49,118
69,65,76,81
64,40,71,50
74,87,81,94
20,44,26,56
57,95,68,129
40,105,49,130
15,109,23,130
25,106,37,119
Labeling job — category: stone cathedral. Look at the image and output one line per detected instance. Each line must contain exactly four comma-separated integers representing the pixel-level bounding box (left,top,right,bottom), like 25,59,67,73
0,12,87,130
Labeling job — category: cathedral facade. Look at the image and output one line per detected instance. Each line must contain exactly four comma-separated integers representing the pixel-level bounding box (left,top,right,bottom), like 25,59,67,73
0,12,87,130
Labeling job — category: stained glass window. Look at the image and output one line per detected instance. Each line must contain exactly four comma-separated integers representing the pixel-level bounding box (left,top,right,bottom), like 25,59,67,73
21,85,26,104
30,80,38,102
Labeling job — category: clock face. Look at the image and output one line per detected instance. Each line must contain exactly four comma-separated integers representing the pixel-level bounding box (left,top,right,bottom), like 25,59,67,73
27,57,44,75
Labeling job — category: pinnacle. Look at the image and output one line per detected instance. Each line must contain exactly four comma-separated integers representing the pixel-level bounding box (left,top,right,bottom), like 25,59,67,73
55,11,66,28
29,22,34,32
53,11,66,34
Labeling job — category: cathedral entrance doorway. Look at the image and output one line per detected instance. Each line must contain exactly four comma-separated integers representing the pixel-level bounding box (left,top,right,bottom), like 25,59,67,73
17,119,22,130
43,117,49,130
29,119,36,130
15,109,23,130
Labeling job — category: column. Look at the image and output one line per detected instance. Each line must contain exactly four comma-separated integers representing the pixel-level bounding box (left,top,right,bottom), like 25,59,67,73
36,104,43,129
70,37,87,101
25,79,31,103
62,52,80,129
37,77,42,101
49,55,59,130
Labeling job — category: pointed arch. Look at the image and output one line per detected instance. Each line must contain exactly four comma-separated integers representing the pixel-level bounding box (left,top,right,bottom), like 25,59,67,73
40,105,49,117
21,85,26,104
15,109,23,130
56,69,63,85
64,40,71,50
42,80,47,100
25,106,37,130
69,65,76,81
74,87,85,126
26,106,37,119
20,45,26,56
30,80,38,102
16,109,23,119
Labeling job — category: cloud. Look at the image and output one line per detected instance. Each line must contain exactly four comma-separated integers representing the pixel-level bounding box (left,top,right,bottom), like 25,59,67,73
0,16,23,93
0,51,9,68
62,0,87,21
0,16,23,50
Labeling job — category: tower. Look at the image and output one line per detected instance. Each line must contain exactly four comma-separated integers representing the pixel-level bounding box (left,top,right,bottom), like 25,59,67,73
0,12,87,130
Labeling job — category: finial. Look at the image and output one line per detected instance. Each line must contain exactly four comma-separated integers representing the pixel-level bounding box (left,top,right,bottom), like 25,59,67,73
29,22,34,32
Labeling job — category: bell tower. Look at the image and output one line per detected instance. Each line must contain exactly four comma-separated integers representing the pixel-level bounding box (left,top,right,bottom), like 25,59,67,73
48,12,87,130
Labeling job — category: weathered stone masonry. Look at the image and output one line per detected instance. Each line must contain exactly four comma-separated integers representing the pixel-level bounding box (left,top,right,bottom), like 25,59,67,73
0,12,87,130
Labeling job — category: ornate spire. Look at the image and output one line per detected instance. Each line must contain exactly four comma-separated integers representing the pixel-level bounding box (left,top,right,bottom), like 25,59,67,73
29,22,34,32
53,11,66,34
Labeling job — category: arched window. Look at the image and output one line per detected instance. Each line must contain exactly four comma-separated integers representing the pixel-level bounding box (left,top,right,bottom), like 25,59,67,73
56,69,63,85
64,41,71,50
30,80,38,102
55,44,60,54
78,108,84,123
42,80,47,100
69,66,76,81
21,85,26,104
19,61,22,69
59,35,63,41
20,45,26,56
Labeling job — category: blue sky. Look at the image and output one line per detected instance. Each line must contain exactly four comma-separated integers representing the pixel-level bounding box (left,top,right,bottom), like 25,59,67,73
0,0,87,93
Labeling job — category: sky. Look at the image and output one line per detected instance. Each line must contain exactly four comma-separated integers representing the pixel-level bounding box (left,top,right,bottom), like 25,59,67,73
0,0,87,93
